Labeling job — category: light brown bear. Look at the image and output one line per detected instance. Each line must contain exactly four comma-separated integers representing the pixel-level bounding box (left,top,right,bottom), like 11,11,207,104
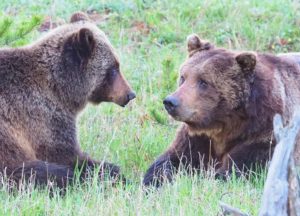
0,12,135,188
143,34,300,187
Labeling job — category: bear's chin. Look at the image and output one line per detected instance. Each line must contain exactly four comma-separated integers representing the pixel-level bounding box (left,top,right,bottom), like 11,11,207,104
167,110,195,122
184,116,215,129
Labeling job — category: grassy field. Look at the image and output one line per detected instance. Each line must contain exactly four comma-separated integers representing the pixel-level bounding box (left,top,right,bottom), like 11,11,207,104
1,0,300,215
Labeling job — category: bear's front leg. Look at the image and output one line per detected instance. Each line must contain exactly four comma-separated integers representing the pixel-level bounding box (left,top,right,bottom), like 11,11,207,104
143,150,179,188
216,142,274,180
76,154,126,185
143,125,212,187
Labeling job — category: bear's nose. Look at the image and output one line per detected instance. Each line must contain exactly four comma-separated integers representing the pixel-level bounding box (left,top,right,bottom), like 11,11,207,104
127,92,136,101
163,96,179,112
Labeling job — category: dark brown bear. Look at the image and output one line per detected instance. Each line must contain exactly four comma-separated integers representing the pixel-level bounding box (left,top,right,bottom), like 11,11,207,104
143,33,300,187
0,12,135,188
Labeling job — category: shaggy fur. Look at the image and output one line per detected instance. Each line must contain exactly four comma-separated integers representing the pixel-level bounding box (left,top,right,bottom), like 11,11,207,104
0,12,135,188
143,34,300,187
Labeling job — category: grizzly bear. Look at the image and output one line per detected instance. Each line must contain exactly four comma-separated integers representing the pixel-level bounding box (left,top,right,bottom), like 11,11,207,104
0,12,135,188
143,34,300,187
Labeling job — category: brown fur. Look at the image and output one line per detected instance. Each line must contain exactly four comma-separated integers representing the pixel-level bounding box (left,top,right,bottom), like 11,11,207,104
143,34,300,187
0,12,135,188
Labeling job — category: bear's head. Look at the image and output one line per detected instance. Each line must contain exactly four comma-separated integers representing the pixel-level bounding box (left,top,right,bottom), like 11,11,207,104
37,12,135,111
163,34,256,131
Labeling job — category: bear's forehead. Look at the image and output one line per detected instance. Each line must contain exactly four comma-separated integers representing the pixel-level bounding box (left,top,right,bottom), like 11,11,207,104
30,21,120,63
34,22,108,47
182,50,235,75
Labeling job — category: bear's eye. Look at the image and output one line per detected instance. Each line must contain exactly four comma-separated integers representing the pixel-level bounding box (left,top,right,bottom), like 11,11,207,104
179,76,185,85
198,79,208,89
106,67,118,83
110,68,117,77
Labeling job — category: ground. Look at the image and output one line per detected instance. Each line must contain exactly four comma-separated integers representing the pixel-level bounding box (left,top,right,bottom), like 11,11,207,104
0,0,300,215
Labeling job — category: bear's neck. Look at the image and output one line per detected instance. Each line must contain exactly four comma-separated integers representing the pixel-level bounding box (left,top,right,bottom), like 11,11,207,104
186,105,274,156
30,45,90,115
187,112,247,152
0,47,48,84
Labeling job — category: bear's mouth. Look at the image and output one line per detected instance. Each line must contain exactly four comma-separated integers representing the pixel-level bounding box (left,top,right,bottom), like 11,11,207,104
164,104,181,120
119,100,130,107
164,105,177,115
117,92,136,107
166,107,198,123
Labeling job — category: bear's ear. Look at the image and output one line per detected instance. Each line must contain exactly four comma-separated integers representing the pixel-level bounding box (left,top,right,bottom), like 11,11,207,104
236,52,256,74
70,28,95,60
187,34,212,56
70,12,90,23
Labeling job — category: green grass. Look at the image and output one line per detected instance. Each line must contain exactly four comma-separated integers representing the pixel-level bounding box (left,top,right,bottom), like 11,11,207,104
1,0,300,215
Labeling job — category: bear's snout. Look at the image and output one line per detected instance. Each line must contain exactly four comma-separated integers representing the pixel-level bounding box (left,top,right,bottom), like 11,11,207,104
121,91,136,107
163,95,179,113
127,91,136,101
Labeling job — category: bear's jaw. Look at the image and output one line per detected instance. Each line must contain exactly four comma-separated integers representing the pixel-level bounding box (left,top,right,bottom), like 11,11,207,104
186,115,249,155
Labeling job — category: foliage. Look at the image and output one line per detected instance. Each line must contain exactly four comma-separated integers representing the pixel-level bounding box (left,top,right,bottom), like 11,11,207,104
0,14,42,46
